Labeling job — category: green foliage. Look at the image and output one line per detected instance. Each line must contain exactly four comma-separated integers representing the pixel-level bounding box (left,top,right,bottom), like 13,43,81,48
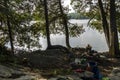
45,0,84,37
0,0,85,51
69,23,84,37
0,0,44,50
90,20,103,32
71,0,120,33
67,13,89,19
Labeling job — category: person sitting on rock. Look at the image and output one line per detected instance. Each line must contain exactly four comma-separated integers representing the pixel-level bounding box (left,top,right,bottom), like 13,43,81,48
86,44,92,54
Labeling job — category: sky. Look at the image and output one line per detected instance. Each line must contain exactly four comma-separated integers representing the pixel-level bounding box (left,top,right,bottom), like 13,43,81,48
63,0,75,13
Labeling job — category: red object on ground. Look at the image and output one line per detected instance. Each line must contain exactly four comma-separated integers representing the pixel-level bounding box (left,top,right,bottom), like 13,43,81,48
74,69,84,73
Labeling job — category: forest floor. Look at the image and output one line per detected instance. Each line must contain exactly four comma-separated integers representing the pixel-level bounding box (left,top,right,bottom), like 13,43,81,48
98,58,120,76
0,48,120,80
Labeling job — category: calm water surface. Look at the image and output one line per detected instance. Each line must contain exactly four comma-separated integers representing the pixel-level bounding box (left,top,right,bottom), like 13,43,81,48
40,19,109,52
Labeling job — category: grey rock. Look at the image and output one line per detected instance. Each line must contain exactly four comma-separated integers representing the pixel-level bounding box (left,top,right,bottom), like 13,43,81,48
48,78,58,80
109,76,120,80
76,71,93,78
109,68,120,76
58,75,82,80
66,75,82,80
14,75,35,80
0,65,12,78
0,64,24,78
109,67,120,80
48,75,83,80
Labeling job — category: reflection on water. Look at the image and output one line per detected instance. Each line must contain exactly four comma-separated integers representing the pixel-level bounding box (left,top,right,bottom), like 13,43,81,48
40,19,109,52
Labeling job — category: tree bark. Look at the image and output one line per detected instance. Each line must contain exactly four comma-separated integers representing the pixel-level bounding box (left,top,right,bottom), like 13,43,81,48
98,0,110,48
110,0,119,56
58,0,71,48
44,0,51,48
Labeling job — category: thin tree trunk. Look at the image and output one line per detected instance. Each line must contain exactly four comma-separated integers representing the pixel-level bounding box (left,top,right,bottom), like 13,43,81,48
98,0,110,48
58,0,71,48
44,0,51,48
110,0,119,56
64,17,71,48
4,0,14,55
7,16,14,55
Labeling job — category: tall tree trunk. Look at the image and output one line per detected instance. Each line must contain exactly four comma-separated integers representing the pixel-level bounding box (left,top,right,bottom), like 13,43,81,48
58,0,71,48
7,16,14,55
98,0,110,48
44,0,51,48
110,0,119,56
4,0,14,55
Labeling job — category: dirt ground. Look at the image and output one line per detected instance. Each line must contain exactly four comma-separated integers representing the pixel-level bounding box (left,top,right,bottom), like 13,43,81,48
98,58,120,76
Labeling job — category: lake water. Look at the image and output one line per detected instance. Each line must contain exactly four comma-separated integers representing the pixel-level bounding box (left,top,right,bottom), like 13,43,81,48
40,19,109,52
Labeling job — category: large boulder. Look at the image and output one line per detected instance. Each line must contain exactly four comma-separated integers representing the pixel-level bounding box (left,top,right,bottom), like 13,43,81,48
17,49,69,68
